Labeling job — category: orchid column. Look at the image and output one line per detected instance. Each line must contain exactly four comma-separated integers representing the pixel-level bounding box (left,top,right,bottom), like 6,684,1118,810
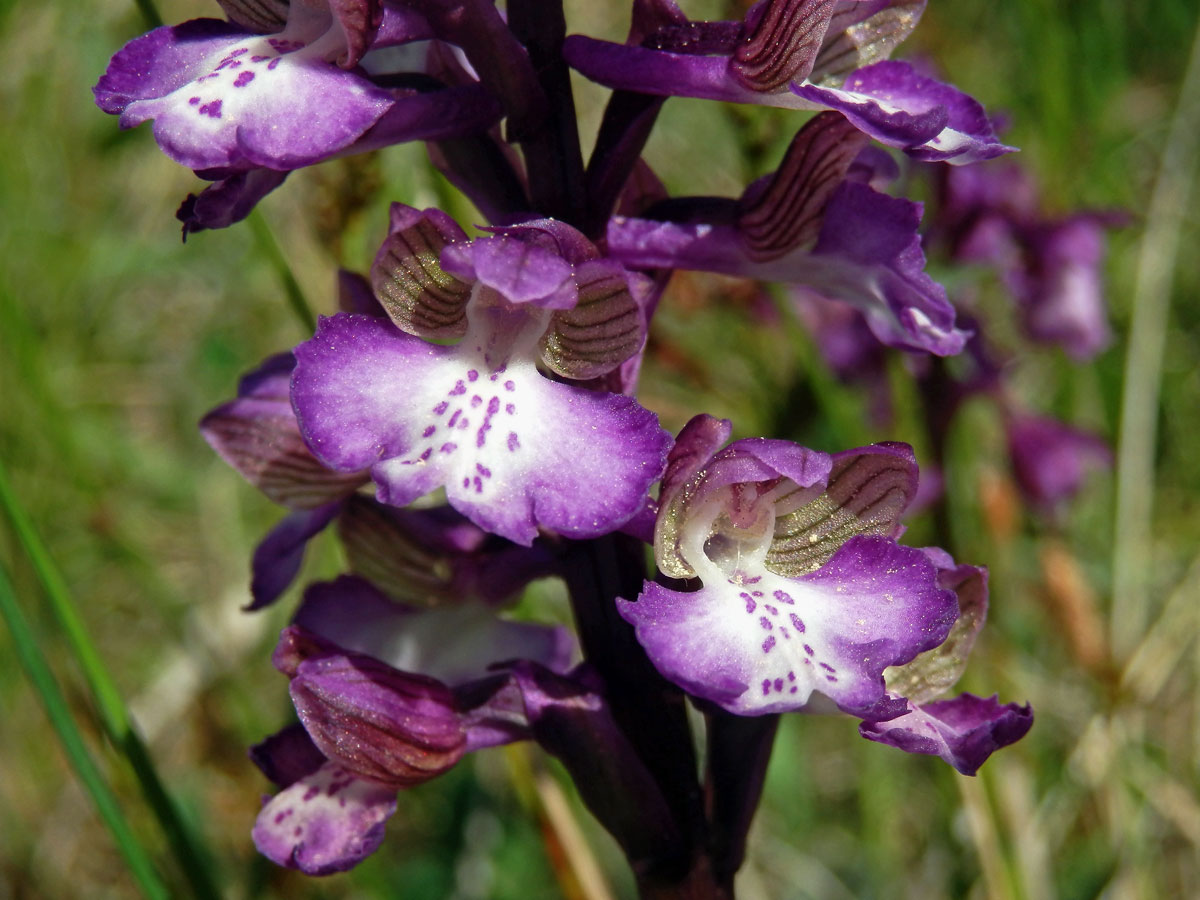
95,0,1032,896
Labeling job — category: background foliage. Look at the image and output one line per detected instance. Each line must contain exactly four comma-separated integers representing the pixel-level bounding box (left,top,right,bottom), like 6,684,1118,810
1,0,1198,897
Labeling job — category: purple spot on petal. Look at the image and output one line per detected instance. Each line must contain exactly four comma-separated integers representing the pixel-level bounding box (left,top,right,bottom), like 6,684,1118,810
505,403,515,414
507,432,520,451
198,100,223,118
803,644,814,656
752,590,763,597
433,401,449,416
188,96,200,105
790,614,806,633
787,671,796,681
231,47,248,57
774,590,794,605
774,678,784,692
476,463,491,477
780,627,789,639
761,679,771,696
422,425,436,438
463,477,470,488
473,476,483,493
251,55,270,62
447,409,461,428
458,417,469,429
504,380,515,391
826,675,838,683
743,593,756,613
489,373,498,381
268,57,282,70
440,442,457,454
762,635,776,653
819,663,837,673
467,369,479,381
759,616,772,631
450,380,466,396
233,70,255,87
419,448,432,461
471,395,483,408
765,604,779,616
790,686,798,693
303,787,319,802
744,575,761,584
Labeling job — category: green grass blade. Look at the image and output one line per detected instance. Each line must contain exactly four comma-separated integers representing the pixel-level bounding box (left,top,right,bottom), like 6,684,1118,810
0,461,222,900
248,208,318,334
1111,16,1200,659
0,560,170,900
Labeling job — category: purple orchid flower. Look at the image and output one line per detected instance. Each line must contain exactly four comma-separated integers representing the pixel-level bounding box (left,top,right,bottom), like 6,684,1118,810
251,575,576,873
201,345,557,608
93,1,504,230
290,204,672,545
565,0,1012,164
606,113,968,355
619,416,1030,771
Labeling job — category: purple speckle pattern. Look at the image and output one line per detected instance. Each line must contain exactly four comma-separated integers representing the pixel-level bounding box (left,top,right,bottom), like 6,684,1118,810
619,537,957,715
291,313,670,546
93,20,393,172
252,762,397,875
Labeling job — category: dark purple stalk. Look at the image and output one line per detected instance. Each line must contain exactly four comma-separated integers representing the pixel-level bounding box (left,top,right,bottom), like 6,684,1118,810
584,90,666,237
506,0,588,225
561,535,722,895
705,712,779,891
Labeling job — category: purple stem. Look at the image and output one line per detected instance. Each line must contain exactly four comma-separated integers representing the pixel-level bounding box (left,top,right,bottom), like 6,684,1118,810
561,535,710,891
705,712,780,891
507,0,588,225
584,90,666,237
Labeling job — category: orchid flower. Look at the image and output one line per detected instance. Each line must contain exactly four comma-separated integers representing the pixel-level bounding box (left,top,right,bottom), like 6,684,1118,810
290,205,672,545
606,112,968,355
251,575,576,873
621,416,1031,771
565,0,1012,164
93,0,503,229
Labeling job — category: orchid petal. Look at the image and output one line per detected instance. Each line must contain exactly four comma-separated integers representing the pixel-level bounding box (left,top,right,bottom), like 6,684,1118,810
621,536,957,715
291,313,670,545
859,693,1033,775
252,762,397,874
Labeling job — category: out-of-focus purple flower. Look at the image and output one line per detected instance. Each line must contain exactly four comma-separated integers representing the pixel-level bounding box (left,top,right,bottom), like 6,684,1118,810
619,417,1030,771
291,205,671,545
1011,216,1114,359
565,0,1011,163
1006,414,1112,509
607,115,967,355
929,162,1120,359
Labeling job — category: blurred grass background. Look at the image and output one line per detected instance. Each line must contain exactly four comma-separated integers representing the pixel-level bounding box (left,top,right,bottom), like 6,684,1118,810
1,0,1198,897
